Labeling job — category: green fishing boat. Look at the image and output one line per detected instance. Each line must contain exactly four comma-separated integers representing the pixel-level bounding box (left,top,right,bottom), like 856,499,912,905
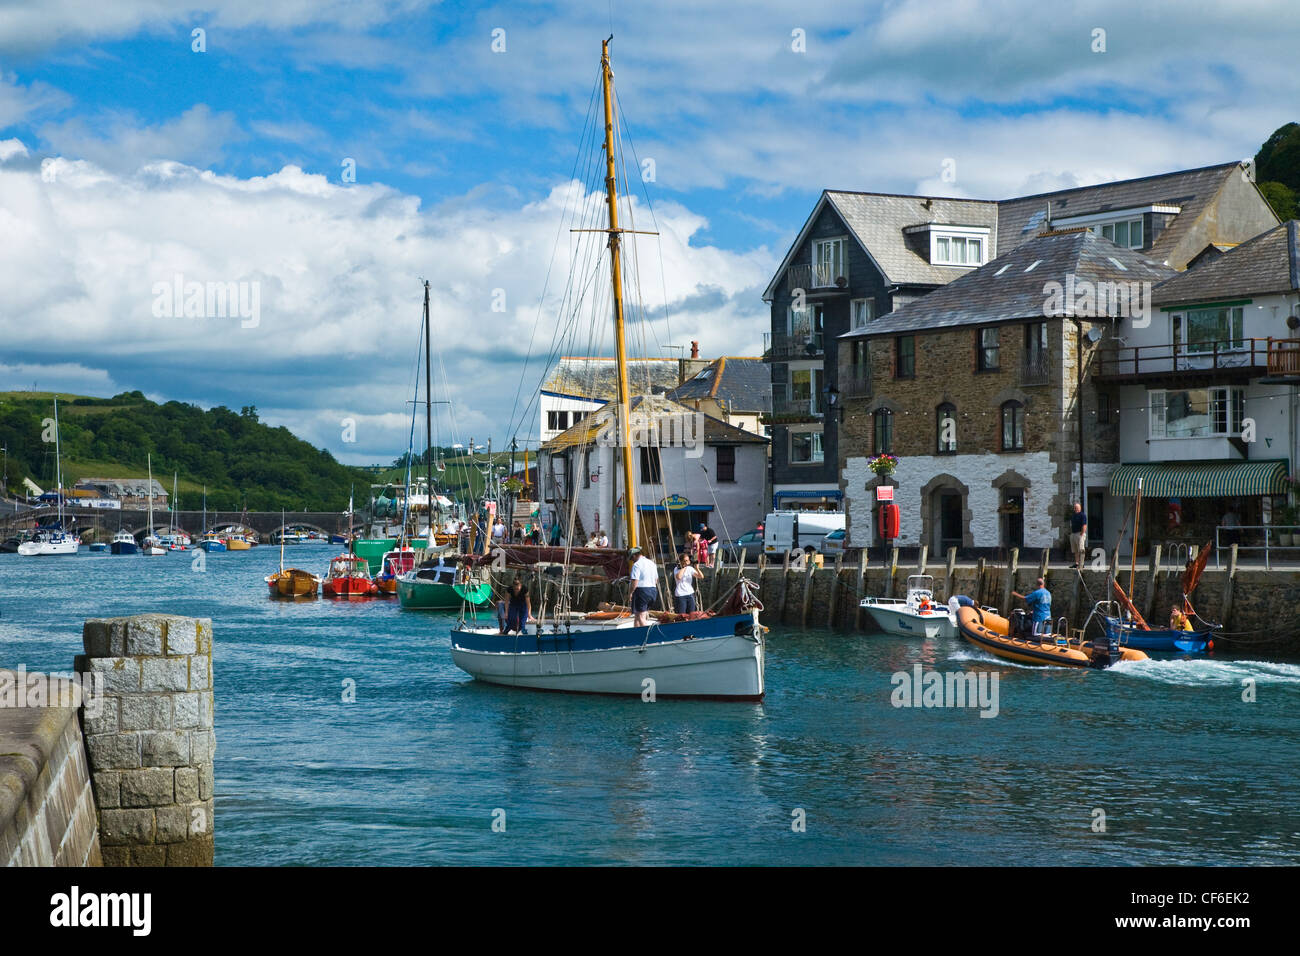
397,557,492,610
353,537,431,574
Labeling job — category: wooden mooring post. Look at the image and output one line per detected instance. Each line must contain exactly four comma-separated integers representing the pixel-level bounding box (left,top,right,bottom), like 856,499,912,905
800,559,816,627
916,545,928,577
944,546,956,600
827,553,843,629
1221,543,1239,626
885,547,899,598
1002,548,1020,611
1143,544,1163,622
855,553,868,631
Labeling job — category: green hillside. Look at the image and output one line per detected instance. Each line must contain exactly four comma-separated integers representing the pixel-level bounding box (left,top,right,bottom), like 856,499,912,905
1255,122,1300,220
0,391,372,511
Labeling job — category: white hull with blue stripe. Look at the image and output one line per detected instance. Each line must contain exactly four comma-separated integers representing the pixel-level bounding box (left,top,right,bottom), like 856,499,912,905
450,610,766,700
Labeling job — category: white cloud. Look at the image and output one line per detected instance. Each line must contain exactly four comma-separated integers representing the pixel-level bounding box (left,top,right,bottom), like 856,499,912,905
0,146,773,461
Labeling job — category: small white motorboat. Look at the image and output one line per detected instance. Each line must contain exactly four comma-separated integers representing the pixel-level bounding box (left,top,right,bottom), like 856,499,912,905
859,575,956,639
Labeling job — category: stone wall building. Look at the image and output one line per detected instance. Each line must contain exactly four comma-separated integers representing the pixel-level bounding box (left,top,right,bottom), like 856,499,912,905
838,229,1175,556
762,161,1280,526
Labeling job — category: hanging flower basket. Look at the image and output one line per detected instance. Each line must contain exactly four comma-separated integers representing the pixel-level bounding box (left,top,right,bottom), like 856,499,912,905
868,453,898,478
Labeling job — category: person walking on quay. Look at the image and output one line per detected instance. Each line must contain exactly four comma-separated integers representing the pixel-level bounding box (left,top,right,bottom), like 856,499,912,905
491,517,506,546
501,576,533,634
628,546,659,628
1011,577,1052,638
1069,502,1088,568
671,553,702,615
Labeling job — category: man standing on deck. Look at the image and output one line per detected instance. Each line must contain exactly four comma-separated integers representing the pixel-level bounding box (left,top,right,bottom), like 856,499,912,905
1011,577,1052,638
628,546,659,628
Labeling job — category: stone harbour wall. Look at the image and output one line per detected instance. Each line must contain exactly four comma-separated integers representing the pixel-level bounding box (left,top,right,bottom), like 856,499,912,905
0,671,102,867
75,614,216,866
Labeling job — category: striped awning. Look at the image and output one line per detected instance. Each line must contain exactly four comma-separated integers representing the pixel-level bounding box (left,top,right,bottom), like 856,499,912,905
1109,460,1289,498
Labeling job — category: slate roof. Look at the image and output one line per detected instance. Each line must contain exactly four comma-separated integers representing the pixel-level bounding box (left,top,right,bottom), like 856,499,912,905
541,357,682,400
996,162,1243,263
542,394,768,451
821,193,997,288
666,357,771,413
1153,220,1300,307
842,230,1177,338
765,162,1249,300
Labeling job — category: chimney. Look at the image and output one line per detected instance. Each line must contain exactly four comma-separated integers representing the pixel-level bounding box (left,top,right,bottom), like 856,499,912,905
690,340,699,359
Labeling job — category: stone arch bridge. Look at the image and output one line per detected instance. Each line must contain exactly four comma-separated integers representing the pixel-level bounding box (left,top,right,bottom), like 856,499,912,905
2,507,349,540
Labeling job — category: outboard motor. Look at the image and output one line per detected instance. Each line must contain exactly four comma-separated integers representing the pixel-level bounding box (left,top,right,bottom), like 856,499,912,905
1088,631,1122,669
1009,608,1028,640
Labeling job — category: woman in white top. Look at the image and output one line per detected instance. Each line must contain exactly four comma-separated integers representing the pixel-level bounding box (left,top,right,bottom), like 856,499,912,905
672,553,702,615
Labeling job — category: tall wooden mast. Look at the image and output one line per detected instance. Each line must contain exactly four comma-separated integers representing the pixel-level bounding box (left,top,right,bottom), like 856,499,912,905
601,37,638,550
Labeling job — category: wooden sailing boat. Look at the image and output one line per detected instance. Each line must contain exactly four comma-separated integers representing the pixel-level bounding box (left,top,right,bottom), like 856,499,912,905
448,40,766,699
266,509,320,597
1105,478,1217,652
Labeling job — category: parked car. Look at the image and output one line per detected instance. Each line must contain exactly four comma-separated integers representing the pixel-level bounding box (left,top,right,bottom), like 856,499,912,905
724,529,763,562
820,528,847,555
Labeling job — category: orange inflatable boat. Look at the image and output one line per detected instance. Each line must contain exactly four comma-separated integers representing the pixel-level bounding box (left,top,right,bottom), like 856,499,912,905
955,603,1148,669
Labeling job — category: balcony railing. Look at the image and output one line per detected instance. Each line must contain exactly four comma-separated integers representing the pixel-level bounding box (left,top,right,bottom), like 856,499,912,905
842,372,872,398
1019,353,1052,386
767,395,825,420
1267,337,1300,378
787,261,849,292
768,324,825,360
1094,338,1271,381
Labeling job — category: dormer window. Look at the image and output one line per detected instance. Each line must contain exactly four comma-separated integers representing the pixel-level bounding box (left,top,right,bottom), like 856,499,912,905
904,223,991,267
934,234,985,266
1088,218,1144,249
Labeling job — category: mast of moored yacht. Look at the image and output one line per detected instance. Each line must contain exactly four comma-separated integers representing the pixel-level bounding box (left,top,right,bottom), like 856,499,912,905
600,37,637,550
53,398,63,527
423,280,435,547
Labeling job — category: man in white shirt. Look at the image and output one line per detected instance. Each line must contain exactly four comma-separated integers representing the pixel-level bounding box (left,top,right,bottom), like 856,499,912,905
628,546,659,627
492,518,505,545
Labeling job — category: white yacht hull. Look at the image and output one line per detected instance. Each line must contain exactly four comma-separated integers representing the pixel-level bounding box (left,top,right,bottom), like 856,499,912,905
450,613,765,699
17,539,78,556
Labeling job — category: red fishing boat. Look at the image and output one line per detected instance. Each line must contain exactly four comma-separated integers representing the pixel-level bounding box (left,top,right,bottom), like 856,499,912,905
322,554,379,598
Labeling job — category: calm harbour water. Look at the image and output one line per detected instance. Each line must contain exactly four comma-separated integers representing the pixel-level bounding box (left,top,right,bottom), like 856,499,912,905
2,544,1298,866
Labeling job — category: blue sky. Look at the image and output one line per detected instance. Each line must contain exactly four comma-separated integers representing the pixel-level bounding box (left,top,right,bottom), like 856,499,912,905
1,0,1298,464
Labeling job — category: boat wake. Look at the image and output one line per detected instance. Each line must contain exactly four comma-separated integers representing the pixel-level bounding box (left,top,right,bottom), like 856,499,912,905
1110,656,1300,687
947,647,1072,671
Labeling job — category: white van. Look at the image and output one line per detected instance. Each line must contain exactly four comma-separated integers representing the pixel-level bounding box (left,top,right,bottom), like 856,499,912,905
763,510,846,558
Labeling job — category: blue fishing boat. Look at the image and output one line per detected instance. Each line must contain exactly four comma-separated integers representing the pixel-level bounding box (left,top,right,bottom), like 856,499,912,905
1101,616,1213,653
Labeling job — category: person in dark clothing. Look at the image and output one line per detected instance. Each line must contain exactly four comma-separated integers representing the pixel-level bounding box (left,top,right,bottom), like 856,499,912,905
1069,502,1088,568
502,577,532,634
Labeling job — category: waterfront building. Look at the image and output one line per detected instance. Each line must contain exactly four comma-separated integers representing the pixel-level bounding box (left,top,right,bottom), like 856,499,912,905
1104,219,1300,550
837,229,1175,555
763,161,1280,521
539,356,700,446
74,477,168,510
537,393,768,555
